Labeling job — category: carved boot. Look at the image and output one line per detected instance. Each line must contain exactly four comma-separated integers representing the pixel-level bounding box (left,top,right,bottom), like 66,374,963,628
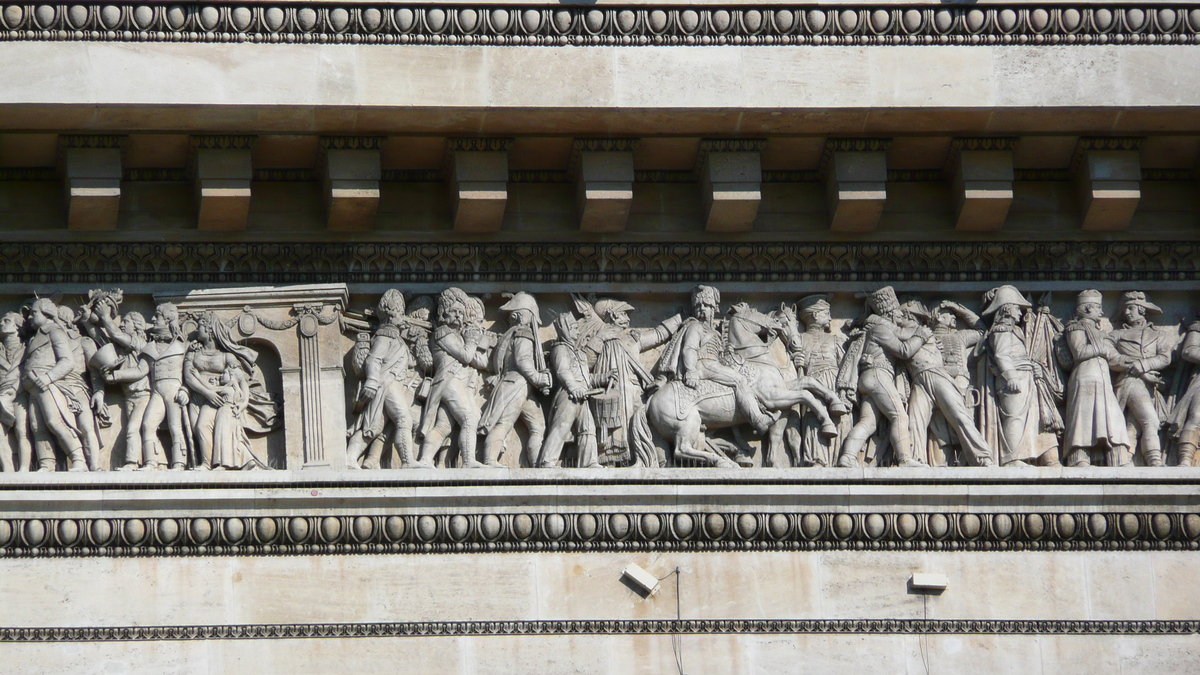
395,434,433,470
1143,442,1164,468
1179,443,1197,468
835,451,859,468
1065,448,1091,467
67,444,87,472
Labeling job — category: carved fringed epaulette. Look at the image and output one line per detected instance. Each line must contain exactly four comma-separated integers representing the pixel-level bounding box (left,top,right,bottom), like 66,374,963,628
375,324,401,340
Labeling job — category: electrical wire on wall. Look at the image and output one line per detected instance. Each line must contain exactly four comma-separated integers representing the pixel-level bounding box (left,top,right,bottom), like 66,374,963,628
658,567,685,675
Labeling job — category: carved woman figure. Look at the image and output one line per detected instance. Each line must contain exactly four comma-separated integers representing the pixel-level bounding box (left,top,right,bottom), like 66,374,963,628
183,312,277,470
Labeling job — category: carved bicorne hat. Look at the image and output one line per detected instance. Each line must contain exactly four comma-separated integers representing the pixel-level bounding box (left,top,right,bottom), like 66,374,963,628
1118,290,1162,316
500,291,541,319
901,297,931,320
980,285,1031,316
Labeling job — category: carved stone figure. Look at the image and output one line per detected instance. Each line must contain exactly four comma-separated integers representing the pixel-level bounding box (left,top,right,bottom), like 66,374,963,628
538,313,612,468
776,295,848,467
416,288,492,468
1107,291,1172,467
836,286,926,468
479,292,551,467
657,285,775,434
977,286,1063,467
901,299,994,467
92,303,153,470
183,312,276,470
0,311,30,471
57,304,107,470
346,290,425,470
139,303,191,470
1062,290,1130,467
1169,319,1200,467
21,299,88,471
646,287,847,468
573,295,680,467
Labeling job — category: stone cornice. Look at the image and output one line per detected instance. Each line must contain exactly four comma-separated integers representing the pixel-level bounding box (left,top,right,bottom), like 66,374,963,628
1,4,1197,46
1,619,1196,642
0,240,1198,284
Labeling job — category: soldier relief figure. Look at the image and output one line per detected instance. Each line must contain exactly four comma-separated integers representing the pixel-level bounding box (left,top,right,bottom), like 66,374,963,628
6,283,1200,472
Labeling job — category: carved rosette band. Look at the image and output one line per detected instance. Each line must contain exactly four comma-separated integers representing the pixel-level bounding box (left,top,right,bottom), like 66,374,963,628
1,4,1198,46
1,511,1198,557
0,619,1196,642
0,241,1197,284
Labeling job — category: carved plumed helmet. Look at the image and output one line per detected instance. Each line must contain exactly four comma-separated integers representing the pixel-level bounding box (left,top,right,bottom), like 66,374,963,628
980,285,1031,316
594,298,635,320
1118,290,1161,316
500,292,541,321
864,286,900,315
691,285,720,309
1076,289,1104,308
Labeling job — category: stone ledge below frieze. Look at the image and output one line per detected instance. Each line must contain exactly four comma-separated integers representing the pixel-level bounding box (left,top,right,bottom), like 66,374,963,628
0,469,1197,556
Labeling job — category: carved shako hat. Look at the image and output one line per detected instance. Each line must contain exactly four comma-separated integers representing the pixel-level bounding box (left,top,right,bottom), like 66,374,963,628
500,291,541,319
1118,290,1162,316
864,286,899,315
980,285,1031,316
1076,289,1104,308
798,294,830,314
691,285,720,308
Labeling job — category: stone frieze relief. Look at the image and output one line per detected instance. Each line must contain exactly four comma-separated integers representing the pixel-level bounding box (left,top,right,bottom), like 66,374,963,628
0,3,1197,47
3,282,1200,474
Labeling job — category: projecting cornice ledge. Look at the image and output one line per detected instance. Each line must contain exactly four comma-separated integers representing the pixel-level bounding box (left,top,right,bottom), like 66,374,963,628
0,3,1198,45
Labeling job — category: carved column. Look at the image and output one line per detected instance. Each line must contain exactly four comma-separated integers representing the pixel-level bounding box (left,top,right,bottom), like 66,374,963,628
697,139,764,232
58,135,125,231
820,139,890,232
320,137,383,231
156,284,350,471
948,138,1016,232
447,138,512,232
1073,137,1143,231
571,139,637,232
190,135,255,231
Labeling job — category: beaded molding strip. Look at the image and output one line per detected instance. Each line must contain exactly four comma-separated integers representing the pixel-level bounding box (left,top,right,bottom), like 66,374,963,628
0,4,1197,46
1,511,1197,557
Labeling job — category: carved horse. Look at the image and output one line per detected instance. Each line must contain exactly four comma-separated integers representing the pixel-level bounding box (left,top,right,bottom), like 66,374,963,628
642,303,847,468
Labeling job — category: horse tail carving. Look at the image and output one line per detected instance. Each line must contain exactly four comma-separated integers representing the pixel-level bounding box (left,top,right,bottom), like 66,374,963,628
629,405,659,468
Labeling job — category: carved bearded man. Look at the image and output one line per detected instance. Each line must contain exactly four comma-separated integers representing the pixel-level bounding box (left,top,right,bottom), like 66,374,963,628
347,289,425,470
1107,291,1172,467
836,286,927,468
657,285,774,434
1062,289,1130,467
21,298,88,471
417,287,492,468
479,292,552,467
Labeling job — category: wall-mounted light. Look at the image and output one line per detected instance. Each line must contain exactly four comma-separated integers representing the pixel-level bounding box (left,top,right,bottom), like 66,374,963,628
909,573,949,593
621,563,661,597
